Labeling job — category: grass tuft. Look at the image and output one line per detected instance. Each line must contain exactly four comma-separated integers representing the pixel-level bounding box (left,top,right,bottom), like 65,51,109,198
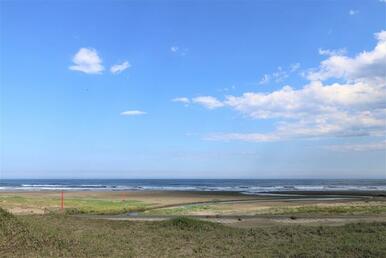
165,217,219,231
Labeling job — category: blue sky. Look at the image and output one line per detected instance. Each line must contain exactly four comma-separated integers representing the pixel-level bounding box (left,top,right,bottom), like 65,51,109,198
1,0,385,179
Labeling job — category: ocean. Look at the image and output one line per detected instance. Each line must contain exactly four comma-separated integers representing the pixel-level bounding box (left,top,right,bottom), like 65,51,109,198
0,179,385,194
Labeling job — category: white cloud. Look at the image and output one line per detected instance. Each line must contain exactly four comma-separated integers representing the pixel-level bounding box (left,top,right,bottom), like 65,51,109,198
69,48,104,74
205,133,279,142
172,97,190,104
225,81,385,120
349,9,359,15
318,48,347,56
326,141,386,152
120,110,146,116
192,96,224,109
110,61,131,74
271,66,288,82
221,80,386,141
308,31,386,82
190,30,386,142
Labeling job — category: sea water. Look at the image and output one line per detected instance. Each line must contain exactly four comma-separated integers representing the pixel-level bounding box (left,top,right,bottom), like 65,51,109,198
1,179,385,193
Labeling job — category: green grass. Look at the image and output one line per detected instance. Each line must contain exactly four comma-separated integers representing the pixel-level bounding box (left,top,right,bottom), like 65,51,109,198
146,204,214,215
147,202,386,216
264,204,386,215
62,199,147,214
0,195,148,215
1,208,386,257
2,193,386,217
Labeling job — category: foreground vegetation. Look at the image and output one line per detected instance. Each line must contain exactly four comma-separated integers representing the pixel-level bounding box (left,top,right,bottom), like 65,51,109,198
1,208,386,257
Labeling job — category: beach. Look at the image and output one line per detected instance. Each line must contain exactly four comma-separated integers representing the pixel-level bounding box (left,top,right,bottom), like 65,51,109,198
1,189,386,257
1,189,385,225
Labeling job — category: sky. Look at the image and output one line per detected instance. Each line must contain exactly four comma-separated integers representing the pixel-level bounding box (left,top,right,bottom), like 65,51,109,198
0,0,385,179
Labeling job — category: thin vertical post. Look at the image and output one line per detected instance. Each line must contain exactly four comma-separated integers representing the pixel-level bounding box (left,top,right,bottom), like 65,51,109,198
61,191,64,211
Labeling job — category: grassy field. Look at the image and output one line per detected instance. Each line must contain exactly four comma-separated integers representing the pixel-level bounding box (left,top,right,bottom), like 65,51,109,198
0,194,148,214
146,201,386,216
0,191,256,215
2,191,386,217
1,208,386,257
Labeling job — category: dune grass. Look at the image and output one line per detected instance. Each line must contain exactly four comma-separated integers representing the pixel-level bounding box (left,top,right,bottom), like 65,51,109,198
0,195,148,214
266,203,386,215
145,204,214,215
146,201,386,216
1,208,386,257
2,193,386,216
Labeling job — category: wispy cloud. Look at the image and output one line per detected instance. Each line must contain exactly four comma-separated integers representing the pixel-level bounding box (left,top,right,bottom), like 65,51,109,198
110,61,131,74
205,133,278,142
326,141,386,152
120,110,146,116
170,46,179,52
259,63,300,85
172,97,190,104
218,85,237,93
192,96,224,109
289,63,301,72
259,74,270,85
167,149,260,160
170,45,188,56
318,48,347,56
349,9,359,15
69,48,104,74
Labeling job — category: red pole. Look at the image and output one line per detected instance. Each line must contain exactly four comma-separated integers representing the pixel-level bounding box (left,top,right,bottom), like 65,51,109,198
61,191,64,211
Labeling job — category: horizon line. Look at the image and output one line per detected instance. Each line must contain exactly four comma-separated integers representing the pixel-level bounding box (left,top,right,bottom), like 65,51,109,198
1,177,386,180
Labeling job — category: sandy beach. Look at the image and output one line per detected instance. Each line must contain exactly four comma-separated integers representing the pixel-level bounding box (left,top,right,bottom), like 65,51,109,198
2,190,385,225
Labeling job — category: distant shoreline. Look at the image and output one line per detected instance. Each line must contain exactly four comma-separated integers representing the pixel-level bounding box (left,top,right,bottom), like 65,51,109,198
1,189,386,198
1,178,385,193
